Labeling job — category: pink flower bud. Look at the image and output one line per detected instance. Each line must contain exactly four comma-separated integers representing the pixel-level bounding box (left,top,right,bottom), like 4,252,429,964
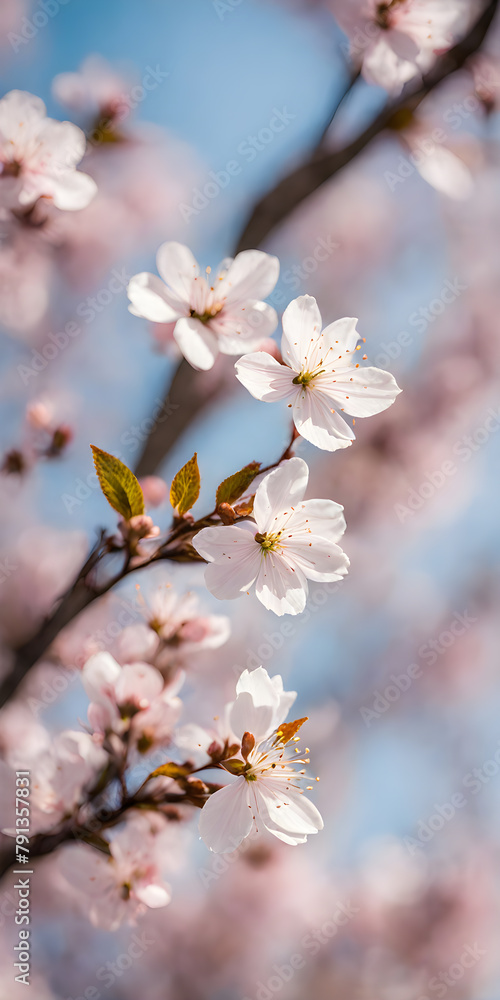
139,475,169,508
26,401,54,431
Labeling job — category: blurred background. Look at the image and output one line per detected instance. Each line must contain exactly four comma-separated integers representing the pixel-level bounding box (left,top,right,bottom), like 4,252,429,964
1,0,500,998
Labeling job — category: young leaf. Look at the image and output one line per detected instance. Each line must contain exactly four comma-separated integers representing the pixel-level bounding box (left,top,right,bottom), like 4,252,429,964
170,452,200,515
147,762,190,781
216,461,261,507
91,445,145,521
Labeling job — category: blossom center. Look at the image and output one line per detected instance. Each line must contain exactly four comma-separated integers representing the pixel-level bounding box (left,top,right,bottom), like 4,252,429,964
292,367,325,388
375,0,405,29
254,531,282,553
190,301,224,324
1,160,22,178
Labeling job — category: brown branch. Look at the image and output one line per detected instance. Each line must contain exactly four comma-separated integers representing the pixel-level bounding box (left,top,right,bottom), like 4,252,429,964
234,0,499,253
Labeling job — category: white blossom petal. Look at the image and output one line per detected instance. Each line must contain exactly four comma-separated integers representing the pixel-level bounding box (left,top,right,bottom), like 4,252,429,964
156,241,199,305
213,301,278,349
254,552,307,616
254,780,324,842
253,457,309,534
235,352,296,401
127,272,180,324
293,389,355,451
199,779,254,853
173,316,219,371
218,249,279,304
193,524,262,599
281,294,323,371
317,366,402,417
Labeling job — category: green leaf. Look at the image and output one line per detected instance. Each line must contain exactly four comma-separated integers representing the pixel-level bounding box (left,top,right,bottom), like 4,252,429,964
216,461,261,507
170,453,200,516
91,445,145,521
147,762,190,781
221,758,248,775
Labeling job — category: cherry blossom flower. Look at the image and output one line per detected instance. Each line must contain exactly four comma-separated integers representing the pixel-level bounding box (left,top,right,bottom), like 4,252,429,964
332,0,468,95
59,813,176,929
176,666,296,766
0,90,97,211
0,729,107,835
81,652,181,749
198,666,322,852
145,585,230,652
235,295,401,452
192,457,349,616
52,55,132,125
127,241,280,370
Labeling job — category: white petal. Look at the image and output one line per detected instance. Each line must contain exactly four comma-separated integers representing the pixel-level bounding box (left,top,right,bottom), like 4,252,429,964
199,780,254,853
127,273,180,324
253,458,309,534
286,498,346,543
59,845,115,895
156,241,199,305
235,665,276,702
0,90,46,139
363,36,418,94
281,295,322,372
231,666,281,740
320,316,360,359
44,169,97,211
415,146,474,200
235,352,296,401
114,663,164,708
255,780,323,841
255,552,307,616
213,301,278,349
283,536,349,583
193,524,262,599
135,882,171,908
270,674,297,723
173,317,219,371
293,389,355,451
218,250,279,304
230,692,276,743
318,365,402,417
82,652,121,704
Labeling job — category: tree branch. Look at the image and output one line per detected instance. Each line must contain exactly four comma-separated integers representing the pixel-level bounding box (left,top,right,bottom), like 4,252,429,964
234,0,499,253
